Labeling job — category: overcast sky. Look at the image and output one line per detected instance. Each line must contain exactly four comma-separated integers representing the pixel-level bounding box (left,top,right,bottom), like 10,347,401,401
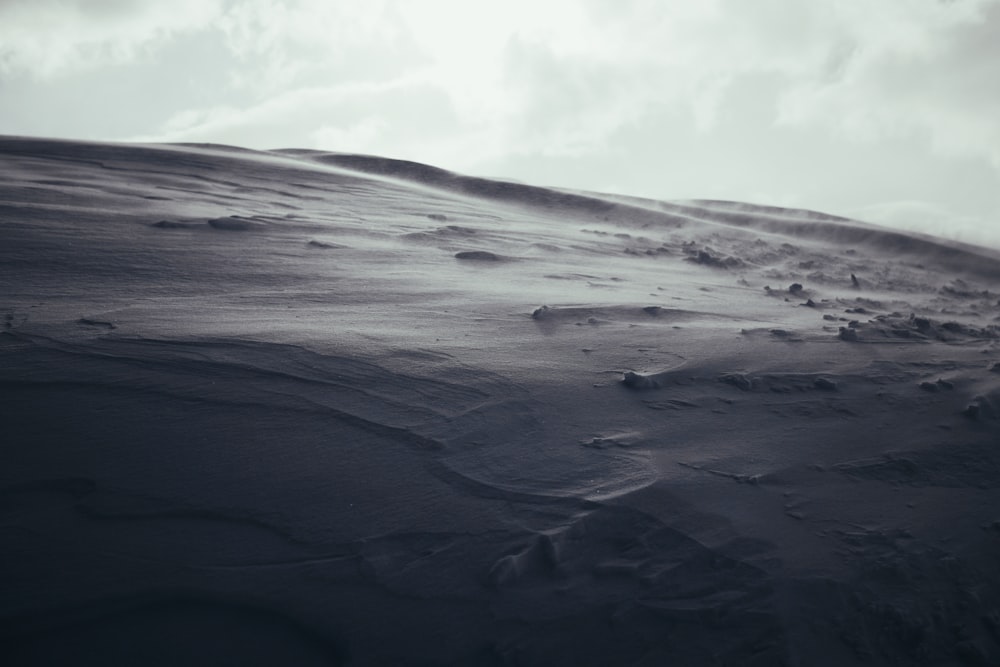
2,0,999,247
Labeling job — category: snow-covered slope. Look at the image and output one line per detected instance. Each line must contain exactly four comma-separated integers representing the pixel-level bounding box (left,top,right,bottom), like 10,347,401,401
3,136,1000,666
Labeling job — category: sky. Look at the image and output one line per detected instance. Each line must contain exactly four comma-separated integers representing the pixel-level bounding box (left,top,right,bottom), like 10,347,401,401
2,0,999,247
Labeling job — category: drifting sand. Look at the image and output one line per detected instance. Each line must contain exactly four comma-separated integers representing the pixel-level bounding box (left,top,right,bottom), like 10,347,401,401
2,136,1000,666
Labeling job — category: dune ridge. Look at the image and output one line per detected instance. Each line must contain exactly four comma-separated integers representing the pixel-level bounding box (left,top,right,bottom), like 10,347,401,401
293,149,1000,277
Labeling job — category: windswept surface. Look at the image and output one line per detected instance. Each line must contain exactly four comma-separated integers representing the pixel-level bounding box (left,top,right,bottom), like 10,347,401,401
2,136,1000,666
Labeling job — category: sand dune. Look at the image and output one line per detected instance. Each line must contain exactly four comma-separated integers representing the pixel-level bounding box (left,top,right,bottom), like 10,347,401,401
2,136,1000,665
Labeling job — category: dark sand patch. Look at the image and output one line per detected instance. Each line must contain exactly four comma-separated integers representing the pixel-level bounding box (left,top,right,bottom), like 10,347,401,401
151,220,198,229
76,317,115,329
454,250,502,262
4,598,345,667
207,215,267,231
307,240,344,249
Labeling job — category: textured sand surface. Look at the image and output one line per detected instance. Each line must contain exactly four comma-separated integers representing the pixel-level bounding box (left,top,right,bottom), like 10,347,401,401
2,136,1000,665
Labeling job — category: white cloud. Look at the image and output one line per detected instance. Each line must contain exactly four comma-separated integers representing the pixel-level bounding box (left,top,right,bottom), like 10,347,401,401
16,0,994,173
775,0,1000,167
7,0,1000,167
0,0,225,78
215,0,422,94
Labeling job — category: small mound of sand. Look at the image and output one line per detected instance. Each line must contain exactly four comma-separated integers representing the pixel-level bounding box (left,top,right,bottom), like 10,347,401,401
454,250,502,262
307,240,343,249
77,318,115,329
838,327,859,342
622,371,661,390
718,373,754,391
814,377,838,391
684,247,744,269
151,220,197,229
